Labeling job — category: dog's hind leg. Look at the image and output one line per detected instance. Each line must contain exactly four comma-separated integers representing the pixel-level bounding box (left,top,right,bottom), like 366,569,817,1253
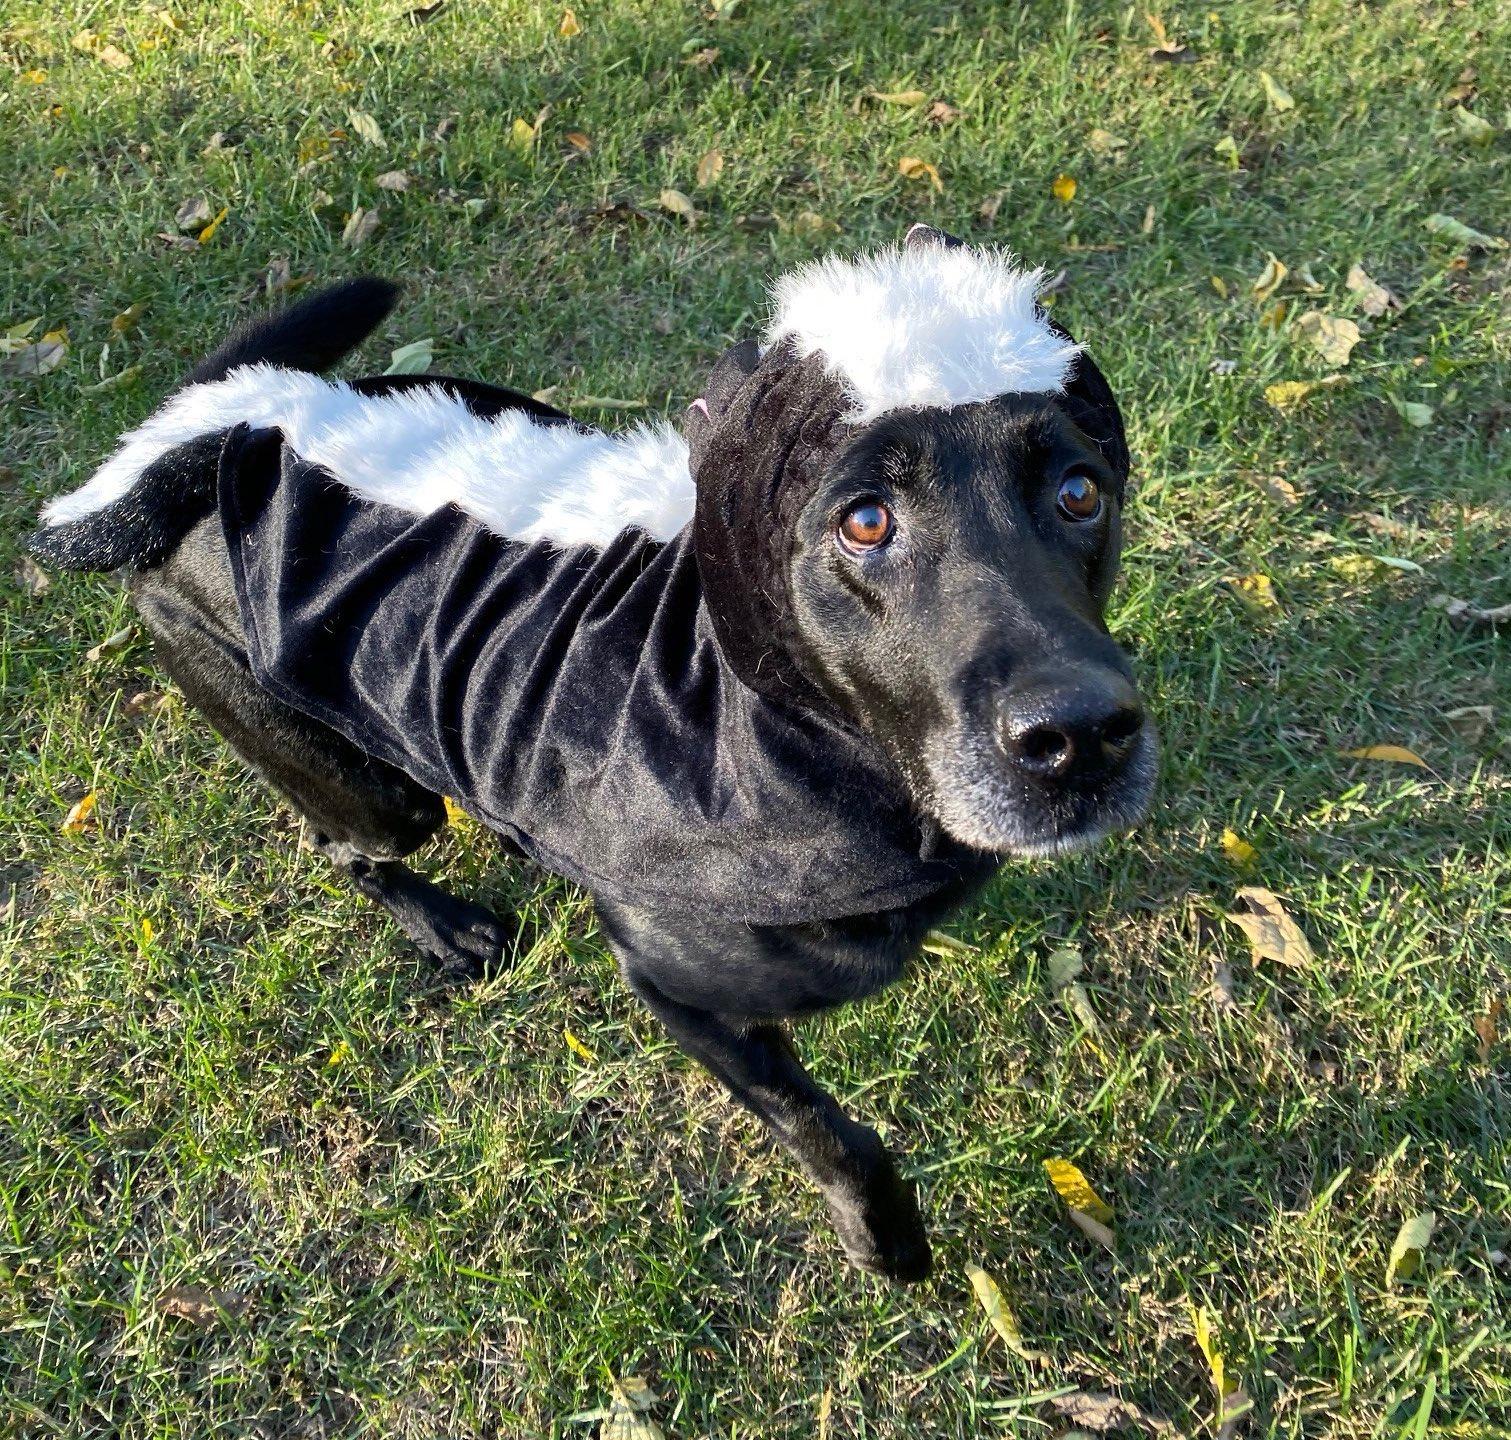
130,522,514,979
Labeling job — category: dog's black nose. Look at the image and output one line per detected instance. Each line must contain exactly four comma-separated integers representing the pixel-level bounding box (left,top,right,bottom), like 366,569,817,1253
999,669,1144,782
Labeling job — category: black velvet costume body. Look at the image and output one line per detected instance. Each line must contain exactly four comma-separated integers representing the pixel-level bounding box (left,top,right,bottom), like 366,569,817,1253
221,414,978,930
32,231,1149,1282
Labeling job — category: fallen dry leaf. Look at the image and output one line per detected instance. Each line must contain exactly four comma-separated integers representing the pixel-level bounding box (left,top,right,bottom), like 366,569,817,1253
1190,1302,1253,1437
86,627,133,663
1044,1157,1114,1223
376,170,411,191
1341,744,1428,768
695,148,724,187
1424,212,1506,251
921,930,974,959
869,88,927,105
600,1375,664,1440
564,131,591,151
509,116,537,152
1067,1207,1117,1251
15,556,51,596
1047,945,1099,1033
1251,473,1300,505
342,207,380,247
197,207,229,245
175,196,213,231
158,1284,249,1327
110,302,146,335
1389,394,1434,429
1229,572,1280,612
1431,594,1511,629
1473,998,1502,1063
1252,253,1287,302
1088,127,1128,155
1051,173,1077,203
1443,704,1494,743
559,7,582,37
684,45,720,68
898,156,943,192
1265,375,1347,411
1346,263,1400,316
965,1263,1047,1362
61,792,98,834
6,332,68,376
73,30,132,69
1449,104,1495,145
563,1026,597,1063
1294,310,1361,367
659,188,698,225
792,210,840,236
1049,1390,1177,1436
1386,1211,1436,1285
927,99,959,125
1226,886,1313,967
347,109,384,147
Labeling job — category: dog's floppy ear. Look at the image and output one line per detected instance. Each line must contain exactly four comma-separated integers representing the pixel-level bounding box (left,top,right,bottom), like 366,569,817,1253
1045,317,1130,483
904,222,965,250
685,338,760,471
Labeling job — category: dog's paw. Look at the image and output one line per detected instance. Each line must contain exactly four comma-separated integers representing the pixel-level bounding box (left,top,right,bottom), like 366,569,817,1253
827,1163,933,1285
414,901,516,982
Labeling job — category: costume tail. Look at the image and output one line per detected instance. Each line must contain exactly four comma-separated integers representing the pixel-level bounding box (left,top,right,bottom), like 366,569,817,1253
29,277,400,572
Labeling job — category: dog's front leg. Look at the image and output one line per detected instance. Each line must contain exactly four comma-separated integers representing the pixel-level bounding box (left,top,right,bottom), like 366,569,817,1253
596,901,930,1283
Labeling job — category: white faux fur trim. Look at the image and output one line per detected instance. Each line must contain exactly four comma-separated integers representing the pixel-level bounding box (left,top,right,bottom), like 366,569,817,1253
766,244,1079,423
41,365,695,547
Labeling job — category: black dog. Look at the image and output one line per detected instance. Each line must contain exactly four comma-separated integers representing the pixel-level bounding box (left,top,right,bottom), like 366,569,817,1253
32,225,1155,1281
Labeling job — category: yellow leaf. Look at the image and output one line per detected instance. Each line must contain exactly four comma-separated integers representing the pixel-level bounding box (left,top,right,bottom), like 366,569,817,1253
1265,379,1316,411
442,795,467,825
563,1026,597,1063
792,211,841,235
197,206,229,245
326,1040,352,1067
1087,128,1127,154
559,7,582,37
1221,828,1257,868
1341,744,1429,768
1190,1302,1253,1433
140,917,155,944
565,131,591,151
898,156,943,192
659,187,698,225
1229,573,1280,611
870,89,927,105
509,116,537,151
24,68,48,83
1043,1158,1114,1223
1258,70,1295,112
1225,886,1313,967
62,792,98,834
921,929,974,958
1386,1211,1436,1284
965,1264,1047,1362
1210,274,1229,299
1213,134,1241,168
695,148,724,187
111,302,146,335
1258,299,1289,330
1052,173,1077,203
1251,252,1287,302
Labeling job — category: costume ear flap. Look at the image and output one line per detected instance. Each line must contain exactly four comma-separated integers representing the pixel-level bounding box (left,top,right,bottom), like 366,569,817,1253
904,222,965,250
686,337,761,471
1045,318,1130,483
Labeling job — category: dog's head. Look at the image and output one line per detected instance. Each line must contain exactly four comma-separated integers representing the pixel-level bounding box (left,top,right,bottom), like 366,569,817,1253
687,225,1156,857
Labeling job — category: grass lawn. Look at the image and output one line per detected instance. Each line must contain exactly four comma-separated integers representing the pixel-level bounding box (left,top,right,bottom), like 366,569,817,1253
2,1,1508,1435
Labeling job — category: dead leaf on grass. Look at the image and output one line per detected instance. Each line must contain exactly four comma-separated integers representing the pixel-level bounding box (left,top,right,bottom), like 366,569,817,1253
1258,70,1295,112
926,100,960,125
15,556,51,595
1051,173,1077,203
792,211,841,236
898,156,943,192
965,1263,1047,1362
6,332,68,376
1341,744,1428,768
174,196,213,231
1424,212,1506,250
1443,705,1493,743
868,89,927,106
509,116,538,152
1049,1390,1177,1435
1449,105,1495,145
659,188,699,225
1265,375,1347,411
1226,886,1312,967
1346,263,1401,316
1386,1211,1436,1285
1190,1302,1254,1437
342,207,380,247
1046,945,1099,1033
1251,253,1287,302
600,1376,663,1440
376,170,411,191
87,627,133,663
559,7,582,38
73,30,132,69
197,207,228,245
1221,828,1257,868
1431,594,1511,628
1389,394,1433,428
1145,13,1193,65
695,148,724,187
158,1283,249,1327
347,109,384,147
1294,310,1361,366
1044,1158,1115,1248
1473,998,1502,1063
61,792,98,834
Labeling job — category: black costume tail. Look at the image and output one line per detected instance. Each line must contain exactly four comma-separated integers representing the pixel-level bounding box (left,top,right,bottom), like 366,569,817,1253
29,278,400,573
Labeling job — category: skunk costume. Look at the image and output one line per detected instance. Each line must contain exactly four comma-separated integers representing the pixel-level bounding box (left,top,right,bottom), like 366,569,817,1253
36,230,1096,927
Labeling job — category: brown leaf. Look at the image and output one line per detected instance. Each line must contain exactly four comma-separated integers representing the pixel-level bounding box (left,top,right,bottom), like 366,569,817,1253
695,148,724,187
1346,263,1401,317
564,131,592,151
927,99,959,125
376,170,411,191
1225,886,1313,967
15,556,51,595
683,46,720,68
156,231,200,252
659,188,699,225
175,196,213,231
1443,705,1493,743
6,333,68,376
1049,1390,1178,1436
1340,744,1429,768
157,1284,249,1327
1473,998,1502,1063
558,7,582,37
342,207,380,248
1251,253,1287,302
1431,594,1511,628
735,212,779,233
1294,310,1361,367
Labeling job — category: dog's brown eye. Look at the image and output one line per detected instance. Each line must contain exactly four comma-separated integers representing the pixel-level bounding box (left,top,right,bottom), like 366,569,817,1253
1056,472,1102,522
838,500,894,552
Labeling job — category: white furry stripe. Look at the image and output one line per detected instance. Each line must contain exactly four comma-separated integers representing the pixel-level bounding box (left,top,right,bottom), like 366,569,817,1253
41,365,695,547
766,244,1079,423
